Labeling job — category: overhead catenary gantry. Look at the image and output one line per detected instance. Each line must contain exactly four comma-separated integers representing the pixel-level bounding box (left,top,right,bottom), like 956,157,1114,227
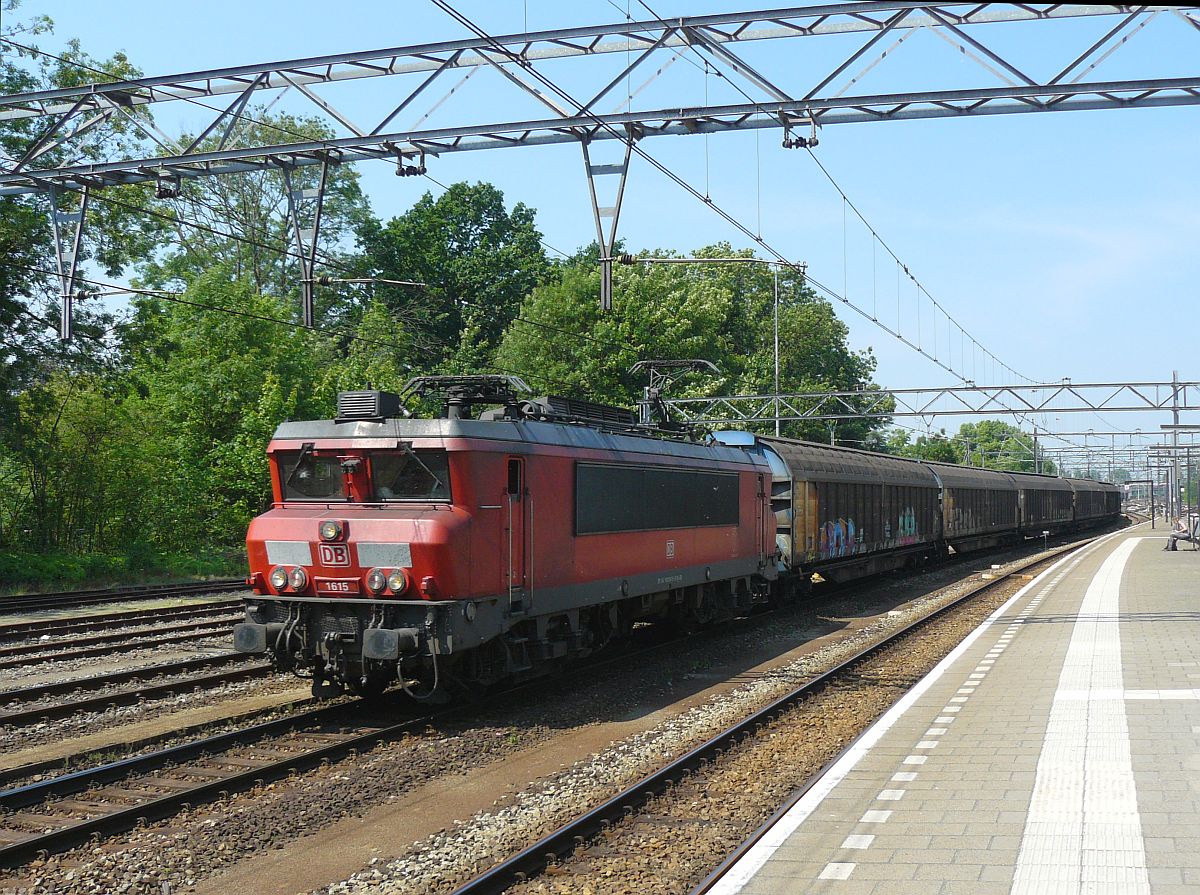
662,380,1200,424
666,378,1200,507
2,2,1199,331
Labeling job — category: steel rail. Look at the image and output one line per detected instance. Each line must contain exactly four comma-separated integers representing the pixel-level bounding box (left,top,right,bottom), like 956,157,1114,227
0,655,267,726
0,618,741,868
0,700,353,811
0,707,433,868
687,536,1131,894
0,580,245,614
449,533,1105,895
0,600,243,639
0,697,313,789
0,616,240,665
0,525,1119,869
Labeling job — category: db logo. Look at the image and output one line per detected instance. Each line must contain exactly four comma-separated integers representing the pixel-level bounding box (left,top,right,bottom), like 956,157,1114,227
318,543,350,567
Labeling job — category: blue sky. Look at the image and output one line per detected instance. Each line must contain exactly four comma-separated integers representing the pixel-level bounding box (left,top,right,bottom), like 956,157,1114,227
9,1,1200,461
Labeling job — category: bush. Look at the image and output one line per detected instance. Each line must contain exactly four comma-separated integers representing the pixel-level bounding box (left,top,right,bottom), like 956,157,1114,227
0,548,247,594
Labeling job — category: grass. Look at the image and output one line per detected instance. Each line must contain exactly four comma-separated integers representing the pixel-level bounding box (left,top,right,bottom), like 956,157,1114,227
0,546,247,595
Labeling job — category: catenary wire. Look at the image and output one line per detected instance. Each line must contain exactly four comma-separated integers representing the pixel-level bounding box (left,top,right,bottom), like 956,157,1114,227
622,0,1032,387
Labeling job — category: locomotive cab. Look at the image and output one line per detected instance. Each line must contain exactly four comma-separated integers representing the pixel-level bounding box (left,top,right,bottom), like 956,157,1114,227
237,435,474,697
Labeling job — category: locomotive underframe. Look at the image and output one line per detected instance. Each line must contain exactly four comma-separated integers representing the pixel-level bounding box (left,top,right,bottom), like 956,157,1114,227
235,555,775,695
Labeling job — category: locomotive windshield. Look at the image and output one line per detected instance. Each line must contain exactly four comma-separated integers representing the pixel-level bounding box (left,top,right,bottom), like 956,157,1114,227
372,450,451,501
279,452,347,501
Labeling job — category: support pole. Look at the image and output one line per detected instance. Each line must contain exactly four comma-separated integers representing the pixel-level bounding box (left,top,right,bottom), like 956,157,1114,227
773,264,780,437
581,136,633,311
1180,443,1190,515
49,185,89,341
283,159,330,328
1172,369,1181,521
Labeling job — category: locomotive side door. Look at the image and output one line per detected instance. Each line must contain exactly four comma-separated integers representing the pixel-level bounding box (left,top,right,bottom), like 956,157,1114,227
505,457,528,612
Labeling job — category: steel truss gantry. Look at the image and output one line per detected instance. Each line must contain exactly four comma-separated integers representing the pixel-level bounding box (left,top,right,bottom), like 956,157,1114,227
663,380,1200,425
3,2,1197,332
4,3,1198,197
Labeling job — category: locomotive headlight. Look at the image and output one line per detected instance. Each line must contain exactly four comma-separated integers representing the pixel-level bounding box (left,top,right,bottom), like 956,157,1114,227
387,569,409,595
289,567,308,590
318,520,343,541
365,568,386,594
269,566,289,591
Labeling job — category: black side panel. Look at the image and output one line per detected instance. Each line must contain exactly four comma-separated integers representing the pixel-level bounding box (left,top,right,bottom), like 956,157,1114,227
576,463,740,534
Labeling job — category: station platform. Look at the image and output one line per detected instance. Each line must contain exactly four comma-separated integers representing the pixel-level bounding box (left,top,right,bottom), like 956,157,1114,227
712,525,1200,895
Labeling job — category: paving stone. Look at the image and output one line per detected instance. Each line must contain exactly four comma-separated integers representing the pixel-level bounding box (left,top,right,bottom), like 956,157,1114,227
712,530,1200,895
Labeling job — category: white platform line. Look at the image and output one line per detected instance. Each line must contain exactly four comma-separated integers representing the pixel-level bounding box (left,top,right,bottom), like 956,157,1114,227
704,529,1125,895
1011,537,1149,895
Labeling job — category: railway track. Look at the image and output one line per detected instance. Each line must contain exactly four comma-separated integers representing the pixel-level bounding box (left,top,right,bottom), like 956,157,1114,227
0,579,245,614
0,614,241,669
448,536,1099,895
0,619,721,869
0,701,430,866
0,654,269,727
0,599,243,640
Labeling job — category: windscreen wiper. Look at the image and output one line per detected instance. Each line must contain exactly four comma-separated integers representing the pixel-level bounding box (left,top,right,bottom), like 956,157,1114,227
285,442,315,489
399,440,447,497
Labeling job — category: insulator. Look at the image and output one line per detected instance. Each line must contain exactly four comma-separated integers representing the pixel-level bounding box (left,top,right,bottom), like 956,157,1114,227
154,173,182,199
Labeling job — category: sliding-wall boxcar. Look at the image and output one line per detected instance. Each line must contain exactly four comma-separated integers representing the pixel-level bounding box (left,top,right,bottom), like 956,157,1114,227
1067,477,1122,525
926,462,1020,554
1009,471,1074,534
718,434,941,584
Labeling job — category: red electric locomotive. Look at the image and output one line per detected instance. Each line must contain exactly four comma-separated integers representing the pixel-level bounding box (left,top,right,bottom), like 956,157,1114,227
234,377,778,697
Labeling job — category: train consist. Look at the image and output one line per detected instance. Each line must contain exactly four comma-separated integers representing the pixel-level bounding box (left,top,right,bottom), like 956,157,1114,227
233,377,1121,697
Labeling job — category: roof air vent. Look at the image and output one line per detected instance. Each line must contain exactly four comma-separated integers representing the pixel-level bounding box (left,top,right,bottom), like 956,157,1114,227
336,390,402,422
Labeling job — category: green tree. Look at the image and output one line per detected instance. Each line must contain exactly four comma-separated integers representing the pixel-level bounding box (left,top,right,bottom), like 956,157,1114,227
0,8,163,427
316,298,412,401
496,245,886,444
885,429,963,464
356,182,550,368
120,271,325,548
0,372,135,551
139,113,371,313
954,419,1055,473
495,260,731,403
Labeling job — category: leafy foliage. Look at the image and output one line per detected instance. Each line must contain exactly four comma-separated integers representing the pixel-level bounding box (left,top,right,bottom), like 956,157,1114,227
884,420,1057,474
139,113,372,309
356,181,551,366
496,244,885,444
